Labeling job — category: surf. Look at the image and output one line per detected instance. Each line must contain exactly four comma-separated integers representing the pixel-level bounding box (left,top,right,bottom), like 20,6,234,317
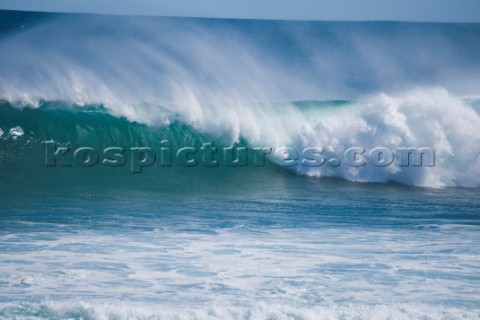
1,11,480,189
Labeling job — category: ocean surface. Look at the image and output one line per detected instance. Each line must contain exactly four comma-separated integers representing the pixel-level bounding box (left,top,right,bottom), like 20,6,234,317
0,10,480,319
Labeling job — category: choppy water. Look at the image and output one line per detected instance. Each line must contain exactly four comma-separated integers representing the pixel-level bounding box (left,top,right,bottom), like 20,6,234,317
1,183,480,319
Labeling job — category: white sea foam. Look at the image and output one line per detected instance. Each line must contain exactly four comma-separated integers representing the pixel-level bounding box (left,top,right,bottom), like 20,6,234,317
291,88,480,187
0,224,479,310
8,126,24,137
0,301,478,320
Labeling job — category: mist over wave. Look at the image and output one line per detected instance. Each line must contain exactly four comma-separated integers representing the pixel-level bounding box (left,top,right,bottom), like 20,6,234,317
0,11,480,188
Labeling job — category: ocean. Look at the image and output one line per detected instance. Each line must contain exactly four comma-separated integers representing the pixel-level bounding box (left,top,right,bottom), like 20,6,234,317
0,10,479,319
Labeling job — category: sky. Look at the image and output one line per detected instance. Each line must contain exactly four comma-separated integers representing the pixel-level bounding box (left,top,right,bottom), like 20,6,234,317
0,0,479,22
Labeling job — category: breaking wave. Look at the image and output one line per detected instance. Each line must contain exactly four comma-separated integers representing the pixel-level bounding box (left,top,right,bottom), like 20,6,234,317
1,11,480,189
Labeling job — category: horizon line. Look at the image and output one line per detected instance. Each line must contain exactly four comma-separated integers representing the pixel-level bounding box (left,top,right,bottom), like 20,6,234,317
1,8,479,25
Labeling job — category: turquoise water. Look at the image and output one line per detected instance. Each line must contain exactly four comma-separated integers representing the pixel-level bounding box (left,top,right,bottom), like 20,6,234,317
1,10,480,319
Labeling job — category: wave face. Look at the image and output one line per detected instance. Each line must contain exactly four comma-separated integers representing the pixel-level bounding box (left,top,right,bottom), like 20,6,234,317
1,11,480,189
